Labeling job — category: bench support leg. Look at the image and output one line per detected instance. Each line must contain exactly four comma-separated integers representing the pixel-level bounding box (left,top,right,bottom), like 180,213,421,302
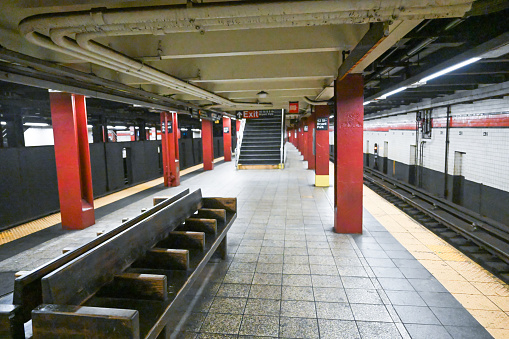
215,235,227,260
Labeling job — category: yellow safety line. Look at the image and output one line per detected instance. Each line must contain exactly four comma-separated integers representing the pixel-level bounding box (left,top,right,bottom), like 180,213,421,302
0,156,226,245
363,185,509,339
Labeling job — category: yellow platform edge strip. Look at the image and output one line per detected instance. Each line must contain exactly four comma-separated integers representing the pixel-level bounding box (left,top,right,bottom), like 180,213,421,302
0,157,226,245
315,175,330,187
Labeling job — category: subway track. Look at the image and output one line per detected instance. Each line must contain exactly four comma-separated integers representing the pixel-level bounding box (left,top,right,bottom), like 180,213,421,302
362,166,509,284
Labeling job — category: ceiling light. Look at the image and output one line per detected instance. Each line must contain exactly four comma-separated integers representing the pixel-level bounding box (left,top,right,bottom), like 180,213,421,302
24,122,49,127
418,57,481,84
107,125,127,130
1,121,6,126
257,91,268,99
377,87,407,100
180,128,188,131
363,101,372,106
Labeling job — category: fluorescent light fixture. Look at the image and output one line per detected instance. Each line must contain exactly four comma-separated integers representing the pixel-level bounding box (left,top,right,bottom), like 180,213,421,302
87,124,93,128
135,126,139,129
24,122,50,127
377,86,407,100
418,57,481,84
363,101,372,106
1,121,6,126
132,104,143,107
145,127,151,130
180,128,188,131
107,125,127,130
329,115,334,119
191,128,201,132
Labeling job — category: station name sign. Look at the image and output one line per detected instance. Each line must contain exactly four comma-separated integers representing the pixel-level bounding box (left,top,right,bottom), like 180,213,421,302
316,117,329,130
236,110,277,119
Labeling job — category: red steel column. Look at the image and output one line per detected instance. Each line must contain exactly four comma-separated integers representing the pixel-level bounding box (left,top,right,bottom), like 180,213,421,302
202,119,214,170
314,105,330,187
160,112,180,187
334,74,363,234
308,112,316,170
302,118,309,162
223,117,232,162
50,92,95,229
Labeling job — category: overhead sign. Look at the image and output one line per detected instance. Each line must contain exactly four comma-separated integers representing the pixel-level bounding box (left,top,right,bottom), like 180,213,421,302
316,117,329,130
236,110,277,119
289,101,299,114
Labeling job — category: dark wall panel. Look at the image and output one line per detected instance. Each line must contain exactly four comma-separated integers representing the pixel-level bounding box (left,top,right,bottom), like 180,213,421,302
89,143,107,197
130,141,146,184
479,184,509,225
179,139,194,170
21,146,59,218
143,141,162,179
105,143,126,191
193,139,202,164
0,148,26,227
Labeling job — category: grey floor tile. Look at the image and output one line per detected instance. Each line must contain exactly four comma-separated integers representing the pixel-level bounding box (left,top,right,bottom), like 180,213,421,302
377,277,415,291
283,255,310,264
356,321,402,339
284,247,308,256
282,274,312,286
239,315,279,337
399,267,433,279
371,267,405,278
209,297,248,314
283,264,311,275
252,273,282,285
409,278,448,293
404,324,453,339
394,305,440,325
309,255,336,266
385,290,426,306
445,325,493,339
260,246,284,255
310,264,339,276
223,272,254,284
318,319,360,339
345,288,383,305
233,253,259,263
312,275,343,288
418,291,463,308
313,287,348,303
335,257,364,267
182,312,207,332
200,313,242,335
337,265,369,277
430,307,482,327
316,302,354,320
341,276,375,289
217,284,251,298
244,298,281,316
257,254,284,263
197,333,238,339
350,304,393,322
279,317,319,338
255,263,283,274
228,262,257,273
249,284,281,299
282,285,314,301
281,300,316,318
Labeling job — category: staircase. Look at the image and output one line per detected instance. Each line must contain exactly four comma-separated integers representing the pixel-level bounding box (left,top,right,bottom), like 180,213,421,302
237,110,284,168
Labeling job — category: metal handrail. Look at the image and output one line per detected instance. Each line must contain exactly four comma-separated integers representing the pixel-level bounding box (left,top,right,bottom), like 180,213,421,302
234,119,246,168
280,109,285,165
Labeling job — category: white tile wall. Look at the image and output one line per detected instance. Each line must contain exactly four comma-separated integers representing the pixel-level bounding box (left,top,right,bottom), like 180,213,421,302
362,98,509,192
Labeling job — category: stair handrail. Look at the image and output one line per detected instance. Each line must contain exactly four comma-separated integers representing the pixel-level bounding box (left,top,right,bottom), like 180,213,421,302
235,118,246,168
280,109,285,166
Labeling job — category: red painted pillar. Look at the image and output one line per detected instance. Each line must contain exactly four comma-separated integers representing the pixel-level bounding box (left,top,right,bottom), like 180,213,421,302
202,119,214,170
223,117,232,161
314,105,330,186
334,74,364,234
302,118,309,162
50,92,95,229
297,123,302,153
160,112,180,187
308,113,316,170
236,120,241,134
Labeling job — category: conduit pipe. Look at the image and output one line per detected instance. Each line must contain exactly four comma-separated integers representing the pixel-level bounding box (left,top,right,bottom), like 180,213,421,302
19,0,475,107
304,96,330,106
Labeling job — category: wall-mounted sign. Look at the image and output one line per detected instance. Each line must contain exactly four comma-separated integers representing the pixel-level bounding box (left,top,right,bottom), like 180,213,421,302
223,126,229,134
167,121,173,133
316,117,328,130
289,101,299,114
303,125,308,132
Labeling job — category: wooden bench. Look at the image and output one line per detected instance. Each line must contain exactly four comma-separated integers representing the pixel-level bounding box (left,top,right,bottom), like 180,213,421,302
0,188,236,338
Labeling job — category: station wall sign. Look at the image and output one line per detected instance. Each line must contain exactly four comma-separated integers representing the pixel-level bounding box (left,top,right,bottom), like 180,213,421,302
223,126,229,133
316,117,328,130
289,101,299,114
303,125,308,132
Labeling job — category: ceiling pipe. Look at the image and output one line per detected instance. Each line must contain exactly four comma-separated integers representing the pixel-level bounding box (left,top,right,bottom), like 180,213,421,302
19,0,475,108
304,96,330,106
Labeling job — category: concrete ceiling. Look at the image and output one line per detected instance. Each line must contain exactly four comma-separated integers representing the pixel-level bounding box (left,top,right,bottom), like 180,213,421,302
0,0,483,114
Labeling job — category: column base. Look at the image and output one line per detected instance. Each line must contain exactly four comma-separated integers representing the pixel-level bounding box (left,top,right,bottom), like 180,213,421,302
315,175,329,187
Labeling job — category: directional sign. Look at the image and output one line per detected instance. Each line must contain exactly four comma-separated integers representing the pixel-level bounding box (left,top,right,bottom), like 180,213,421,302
316,117,329,130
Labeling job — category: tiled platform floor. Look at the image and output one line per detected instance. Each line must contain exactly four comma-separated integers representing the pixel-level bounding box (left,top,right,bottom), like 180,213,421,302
0,144,498,338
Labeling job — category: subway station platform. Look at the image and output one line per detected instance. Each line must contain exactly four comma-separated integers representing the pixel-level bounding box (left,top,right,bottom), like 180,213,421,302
0,144,507,338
